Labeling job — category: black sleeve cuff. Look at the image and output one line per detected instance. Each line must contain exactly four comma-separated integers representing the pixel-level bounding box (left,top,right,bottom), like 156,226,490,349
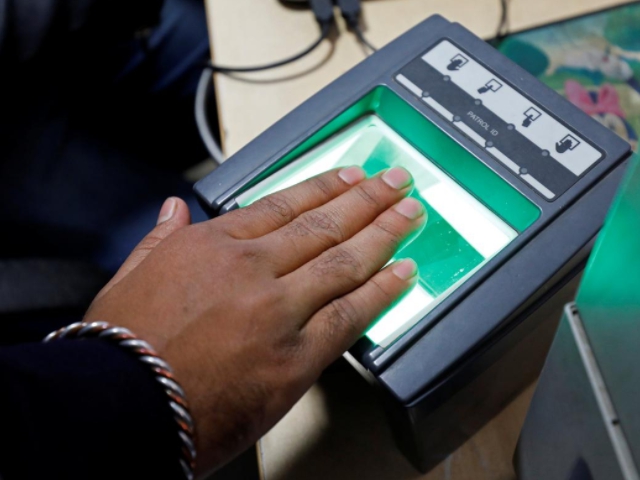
0,0,165,64
0,339,183,480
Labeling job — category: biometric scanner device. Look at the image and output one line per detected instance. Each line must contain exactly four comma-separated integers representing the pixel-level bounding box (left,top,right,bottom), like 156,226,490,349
195,16,631,472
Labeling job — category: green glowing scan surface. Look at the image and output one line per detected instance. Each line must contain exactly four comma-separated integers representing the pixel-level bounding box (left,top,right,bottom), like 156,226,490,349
237,115,519,348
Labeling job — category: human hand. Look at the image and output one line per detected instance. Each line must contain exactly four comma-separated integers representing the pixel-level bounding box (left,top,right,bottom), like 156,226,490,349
85,166,426,475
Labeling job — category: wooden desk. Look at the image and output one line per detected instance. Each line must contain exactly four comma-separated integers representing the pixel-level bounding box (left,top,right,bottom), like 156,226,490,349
205,1,629,479
207,0,629,156
257,366,536,480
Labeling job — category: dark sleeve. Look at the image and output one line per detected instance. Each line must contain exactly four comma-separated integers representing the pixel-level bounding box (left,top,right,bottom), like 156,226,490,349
0,0,164,64
0,339,184,480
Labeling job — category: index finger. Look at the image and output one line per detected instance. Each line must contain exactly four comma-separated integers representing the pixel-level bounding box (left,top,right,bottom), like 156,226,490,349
220,166,366,239
302,259,419,372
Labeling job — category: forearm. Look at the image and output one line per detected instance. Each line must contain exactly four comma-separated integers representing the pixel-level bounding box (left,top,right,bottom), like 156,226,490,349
0,0,164,64
0,339,182,479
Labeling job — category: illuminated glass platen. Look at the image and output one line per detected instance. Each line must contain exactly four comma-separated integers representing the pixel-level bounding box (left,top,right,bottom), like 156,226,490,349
237,115,518,347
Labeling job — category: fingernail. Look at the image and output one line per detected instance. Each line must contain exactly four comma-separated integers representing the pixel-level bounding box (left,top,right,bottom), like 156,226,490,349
339,166,366,185
157,197,177,225
392,259,418,280
394,198,425,220
382,167,412,190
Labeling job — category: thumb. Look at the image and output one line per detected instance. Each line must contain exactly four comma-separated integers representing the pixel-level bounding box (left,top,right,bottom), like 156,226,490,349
95,197,192,301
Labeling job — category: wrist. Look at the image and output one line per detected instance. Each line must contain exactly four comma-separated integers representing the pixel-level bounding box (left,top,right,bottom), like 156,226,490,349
44,321,197,479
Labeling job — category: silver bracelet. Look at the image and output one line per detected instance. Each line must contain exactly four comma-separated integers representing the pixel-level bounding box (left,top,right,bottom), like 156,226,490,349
44,321,196,480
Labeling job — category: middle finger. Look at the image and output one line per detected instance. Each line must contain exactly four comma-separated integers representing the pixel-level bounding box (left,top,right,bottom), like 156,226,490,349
260,167,414,275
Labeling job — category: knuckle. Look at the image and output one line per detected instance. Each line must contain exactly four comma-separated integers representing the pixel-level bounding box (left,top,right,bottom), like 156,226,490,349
354,183,383,208
324,298,362,339
189,222,225,244
270,332,306,367
137,224,190,255
369,276,395,304
373,218,404,248
140,223,183,250
310,246,364,282
230,240,270,266
290,209,345,244
137,235,163,254
255,194,296,224
309,175,333,197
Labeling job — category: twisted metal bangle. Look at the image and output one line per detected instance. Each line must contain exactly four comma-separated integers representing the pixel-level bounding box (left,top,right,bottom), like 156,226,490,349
44,321,196,480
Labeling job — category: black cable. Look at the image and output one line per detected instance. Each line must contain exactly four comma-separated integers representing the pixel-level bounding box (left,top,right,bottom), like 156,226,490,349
196,0,334,162
206,23,331,73
195,69,225,165
336,0,377,54
205,0,333,74
198,24,330,161
353,25,377,53
198,0,508,161
495,0,509,43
